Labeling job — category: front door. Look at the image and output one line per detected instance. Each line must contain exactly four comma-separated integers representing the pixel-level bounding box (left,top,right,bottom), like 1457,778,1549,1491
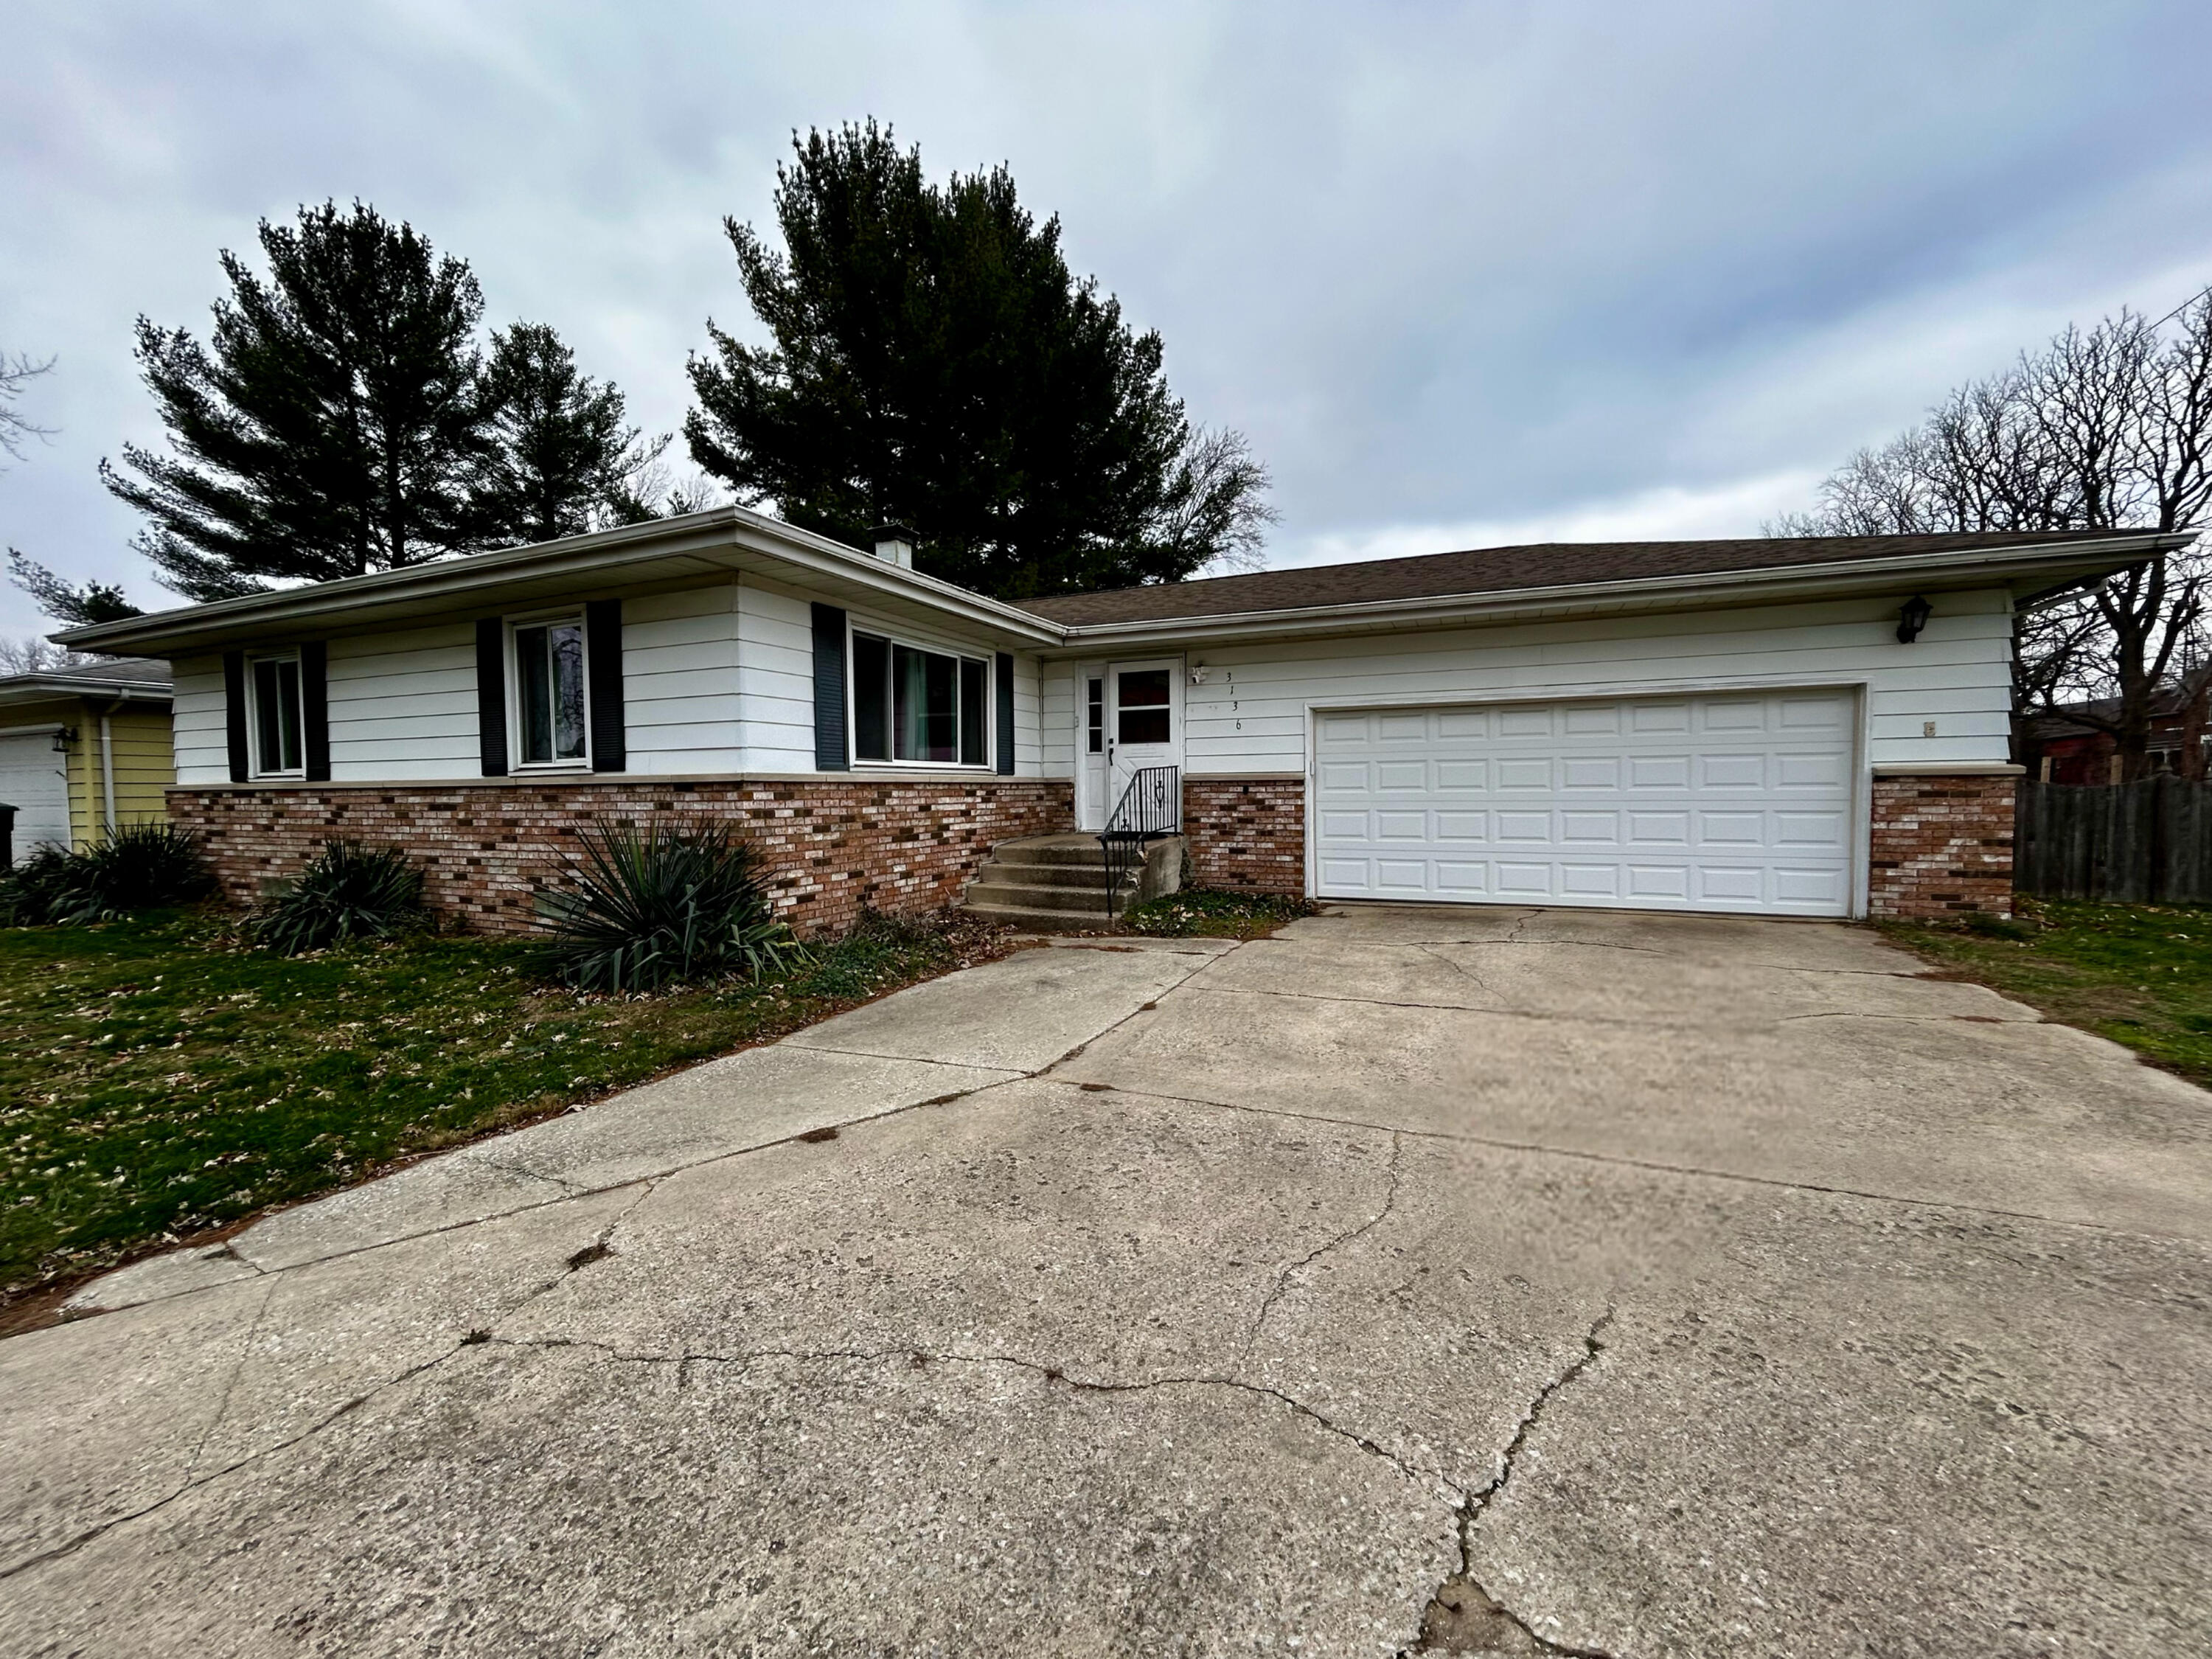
1105,658,1181,824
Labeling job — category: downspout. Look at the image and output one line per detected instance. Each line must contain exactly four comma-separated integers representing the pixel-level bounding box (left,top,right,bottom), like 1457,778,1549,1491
99,700,119,833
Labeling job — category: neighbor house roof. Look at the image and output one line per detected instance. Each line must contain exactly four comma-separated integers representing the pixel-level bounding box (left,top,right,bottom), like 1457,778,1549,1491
0,656,172,710
1014,531,2168,627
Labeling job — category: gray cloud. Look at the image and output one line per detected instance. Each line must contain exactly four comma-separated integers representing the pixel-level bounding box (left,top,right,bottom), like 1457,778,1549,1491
5,1,2212,633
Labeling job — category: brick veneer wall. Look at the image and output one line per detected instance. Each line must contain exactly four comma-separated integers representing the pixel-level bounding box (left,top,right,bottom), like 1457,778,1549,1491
1182,776,1305,893
169,776,1074,938
1867,772,2016,919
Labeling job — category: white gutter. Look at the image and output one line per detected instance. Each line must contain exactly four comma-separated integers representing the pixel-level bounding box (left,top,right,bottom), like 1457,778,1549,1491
1042,532,2190,650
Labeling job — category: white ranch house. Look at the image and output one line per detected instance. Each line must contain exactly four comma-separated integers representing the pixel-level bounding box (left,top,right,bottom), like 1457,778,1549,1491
56,510,2183,930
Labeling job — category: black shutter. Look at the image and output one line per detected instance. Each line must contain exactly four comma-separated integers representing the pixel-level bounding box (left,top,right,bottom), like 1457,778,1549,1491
475,619,508,777
585,598,625,773
995,652,1015,776
300,640,330,782
812,603,849,771
223,650,248,782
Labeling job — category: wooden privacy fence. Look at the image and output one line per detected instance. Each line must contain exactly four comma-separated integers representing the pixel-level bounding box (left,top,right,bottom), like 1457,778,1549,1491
2016,777,2212,902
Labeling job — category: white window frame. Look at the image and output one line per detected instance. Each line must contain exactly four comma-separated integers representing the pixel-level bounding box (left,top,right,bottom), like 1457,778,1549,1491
246,650,306,780
845,625,995,771
506,610,593,773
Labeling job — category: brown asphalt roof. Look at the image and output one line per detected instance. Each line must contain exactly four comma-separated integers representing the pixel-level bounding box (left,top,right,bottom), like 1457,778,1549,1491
1012,530,2145,627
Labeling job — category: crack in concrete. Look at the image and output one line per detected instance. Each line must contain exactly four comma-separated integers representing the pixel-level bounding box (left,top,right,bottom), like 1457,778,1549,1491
0,1335,473,1585
1239,1131,1405,1366
1406,1310,1621,1658
1,1183,654,1586
1083,1080,2185,1243
473,1332,1455,1496
1182,981,1806,1032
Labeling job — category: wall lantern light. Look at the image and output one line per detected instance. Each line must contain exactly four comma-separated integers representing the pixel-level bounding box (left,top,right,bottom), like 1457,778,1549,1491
1187,663,1209,686
1896,595,1933,644
51,726,77,754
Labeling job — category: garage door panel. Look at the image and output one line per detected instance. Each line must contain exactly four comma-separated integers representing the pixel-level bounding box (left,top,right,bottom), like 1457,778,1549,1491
1626,864,1692,900
1632,702,1691,733
1559,812,1621,845
1560,757,1620,789
1498,707,1552,737
1698,754,1766,788
1312,690,1855,917
1776,751,1848,789
1627,812,1689,845
1627,754,1691,789
1775,812,1847,848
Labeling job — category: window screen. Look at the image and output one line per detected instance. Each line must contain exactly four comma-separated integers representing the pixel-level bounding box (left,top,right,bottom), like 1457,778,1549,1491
251,655,303,775
852,631,987,764
515,619,588,765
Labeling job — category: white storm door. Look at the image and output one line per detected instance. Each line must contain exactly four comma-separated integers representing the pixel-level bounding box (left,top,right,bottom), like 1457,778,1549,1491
1311,689,1858,916
1106,660,1181,815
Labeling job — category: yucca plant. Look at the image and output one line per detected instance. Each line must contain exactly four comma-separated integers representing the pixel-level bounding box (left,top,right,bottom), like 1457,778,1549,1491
252,841,426,955
534,819,806,992
0,822,214,925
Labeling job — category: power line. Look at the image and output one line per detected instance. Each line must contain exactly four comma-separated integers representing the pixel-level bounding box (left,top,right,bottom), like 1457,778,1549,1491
2149,284,2212,332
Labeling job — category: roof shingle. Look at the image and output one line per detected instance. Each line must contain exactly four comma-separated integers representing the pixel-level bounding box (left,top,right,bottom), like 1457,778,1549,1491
1012,530,2143,627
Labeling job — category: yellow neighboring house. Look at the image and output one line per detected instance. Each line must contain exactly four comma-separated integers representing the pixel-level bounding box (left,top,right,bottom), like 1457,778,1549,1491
0,658,173,863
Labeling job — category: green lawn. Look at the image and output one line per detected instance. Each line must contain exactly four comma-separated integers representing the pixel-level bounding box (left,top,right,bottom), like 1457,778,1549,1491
1121,886,1319,939
1879,897,2212,1086
0,910,1001,1302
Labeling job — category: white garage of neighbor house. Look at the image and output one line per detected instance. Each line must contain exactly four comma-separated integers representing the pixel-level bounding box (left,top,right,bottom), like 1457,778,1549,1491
0,658,175,863
55,509,2182,928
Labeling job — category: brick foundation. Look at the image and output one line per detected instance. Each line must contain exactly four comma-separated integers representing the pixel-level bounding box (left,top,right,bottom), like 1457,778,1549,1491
168,776,1074,938
1182,776,1306,893
1868,772,2017,919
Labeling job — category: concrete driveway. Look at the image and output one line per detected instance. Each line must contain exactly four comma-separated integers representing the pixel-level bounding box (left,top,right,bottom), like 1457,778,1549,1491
4,905,2209,1657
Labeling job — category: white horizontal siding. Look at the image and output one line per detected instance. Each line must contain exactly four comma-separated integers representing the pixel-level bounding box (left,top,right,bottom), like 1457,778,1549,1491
328,623,479,781
172,655,229,785
624,582,742,775
1175,591,2014,776
736,576,817,773
1039,662,1077,779
1013,655,1043,776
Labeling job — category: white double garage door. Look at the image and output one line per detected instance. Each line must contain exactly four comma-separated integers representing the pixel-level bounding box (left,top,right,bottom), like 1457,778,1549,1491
1312,689,1859,917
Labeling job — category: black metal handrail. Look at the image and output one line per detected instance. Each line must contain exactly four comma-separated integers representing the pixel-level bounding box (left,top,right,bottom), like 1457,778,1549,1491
1099,765,1179,920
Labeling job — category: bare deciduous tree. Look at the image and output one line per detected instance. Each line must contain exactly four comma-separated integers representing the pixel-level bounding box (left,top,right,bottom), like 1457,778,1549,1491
0,351,56,467
0,636,99,676
1773,297,2212,778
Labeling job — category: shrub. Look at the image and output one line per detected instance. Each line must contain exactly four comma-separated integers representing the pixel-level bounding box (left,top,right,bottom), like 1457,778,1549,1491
252,841,428,956
534,819,806,992
0,822,214,925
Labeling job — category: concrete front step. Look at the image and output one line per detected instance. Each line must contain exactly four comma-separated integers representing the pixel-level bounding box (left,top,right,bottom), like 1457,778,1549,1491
990,838,1117,869
961,899,1120,931
966,878,1133,916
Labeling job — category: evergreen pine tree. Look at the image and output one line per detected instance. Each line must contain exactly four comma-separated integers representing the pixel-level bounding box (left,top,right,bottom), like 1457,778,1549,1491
100,201,493,600
684,122,1272,599
473,322,655,543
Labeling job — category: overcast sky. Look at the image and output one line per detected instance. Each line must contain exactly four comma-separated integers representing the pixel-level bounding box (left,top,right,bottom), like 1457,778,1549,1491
6,1,2212,636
